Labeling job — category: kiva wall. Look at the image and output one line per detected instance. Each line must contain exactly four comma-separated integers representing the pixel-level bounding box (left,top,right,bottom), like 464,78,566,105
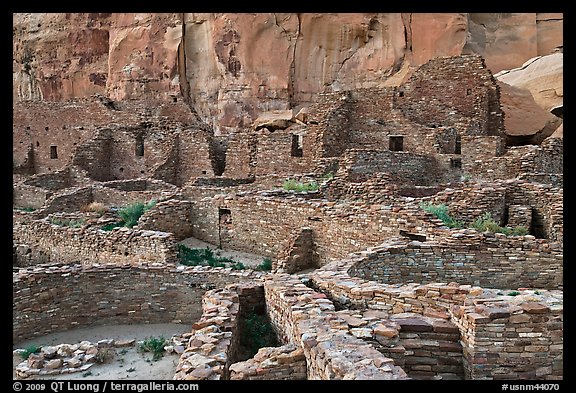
13,263,264,343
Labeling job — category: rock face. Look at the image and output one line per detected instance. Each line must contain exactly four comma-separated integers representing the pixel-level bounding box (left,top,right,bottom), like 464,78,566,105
13,13,563,134
498,81,562,143
495,52,563,113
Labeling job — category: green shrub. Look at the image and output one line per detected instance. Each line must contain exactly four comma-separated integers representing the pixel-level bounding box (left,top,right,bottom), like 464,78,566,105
118,202,145,228
100,221,125,231
321,172,334,181
241,312,279,358
138,336,166,361
15,207,36,212
282,179,318,192
49,218,85,228
178,244,238,268
256,258,273,271
20,345,41,360
419,202,464,228
507,291,520,296
230,262,246,270
471,212,529,236
421,204,530,236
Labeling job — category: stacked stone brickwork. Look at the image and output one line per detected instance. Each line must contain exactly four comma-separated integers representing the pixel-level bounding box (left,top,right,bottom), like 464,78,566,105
274,227,318,273
173,286,240,380
397,55,504,136
348,234,562,290
264,275,408,380
137,199,193,240
310,238,563,380
13,263,264,343
451,300,563,380
229,344,307,380
13,219,178,266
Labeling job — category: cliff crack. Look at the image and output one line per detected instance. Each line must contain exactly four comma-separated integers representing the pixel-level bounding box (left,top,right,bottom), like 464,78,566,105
287,13,301,108
402,13,413,53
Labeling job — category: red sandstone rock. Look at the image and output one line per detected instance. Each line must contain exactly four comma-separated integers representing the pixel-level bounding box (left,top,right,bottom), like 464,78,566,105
498,81,562,140
520,302,551,314
13,13,562,134
496,53,563,113
394,317,433,332
373,324,398,338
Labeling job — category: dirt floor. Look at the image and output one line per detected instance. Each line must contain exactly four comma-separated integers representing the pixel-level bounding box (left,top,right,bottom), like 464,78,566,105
179,236,267,269
13,323,191,380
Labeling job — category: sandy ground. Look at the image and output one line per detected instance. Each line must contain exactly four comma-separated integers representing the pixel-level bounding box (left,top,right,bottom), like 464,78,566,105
13,238,268,380
13,323,190,380
179,237,267,269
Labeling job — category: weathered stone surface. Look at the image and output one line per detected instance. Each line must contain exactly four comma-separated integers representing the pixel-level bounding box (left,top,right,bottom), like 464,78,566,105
373,324,398,338
496,53,563,113
498,81,562,141
395,318,433,332
520,302,551,314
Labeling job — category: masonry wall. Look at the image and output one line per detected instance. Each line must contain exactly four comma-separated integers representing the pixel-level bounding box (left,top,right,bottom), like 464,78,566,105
13,184,52,209
137,199,193,240
254,128,317,176
13,264,263,343
425,182,508,225
72,129,113,181
13,220,178,266
264,275,408,379
396,55,504,136
348,235,563,290
451,303,563,380
196,191,447,265
504,181,563,243
174,129,215,186
222,132,257,179
310,247,563,380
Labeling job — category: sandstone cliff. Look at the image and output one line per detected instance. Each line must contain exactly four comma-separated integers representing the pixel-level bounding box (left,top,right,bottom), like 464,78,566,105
13,13,563,134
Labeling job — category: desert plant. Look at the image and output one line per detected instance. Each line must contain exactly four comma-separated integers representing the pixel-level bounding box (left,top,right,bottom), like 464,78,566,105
100,221,124,231
256,258,273,271
241,312,279,358
320,172,334,181
14,206,36,212
82,201,109,215
471,213,529,236
283,179,319,192
118,202,145,228
419,202,464,228
20,345,41,360
95,347,115,363
507,291,520,296
178,244,239,268
49,217,85,228
230,262,246,270
138,336,167,361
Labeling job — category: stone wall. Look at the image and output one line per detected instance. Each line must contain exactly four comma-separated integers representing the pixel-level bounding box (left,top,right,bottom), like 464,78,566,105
451,301,563,380
222,132,257,179
13,184,52,210
310,241,563,380
174,286,240,380
504,180,563,242
397,55,504,136
264,275,408,379
137,199,193,240
13,263,264,343
254,127,317,176
274,227,318,273
13,219,177,266
424,182,508,225
229,344,307,380
348,235,562,290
